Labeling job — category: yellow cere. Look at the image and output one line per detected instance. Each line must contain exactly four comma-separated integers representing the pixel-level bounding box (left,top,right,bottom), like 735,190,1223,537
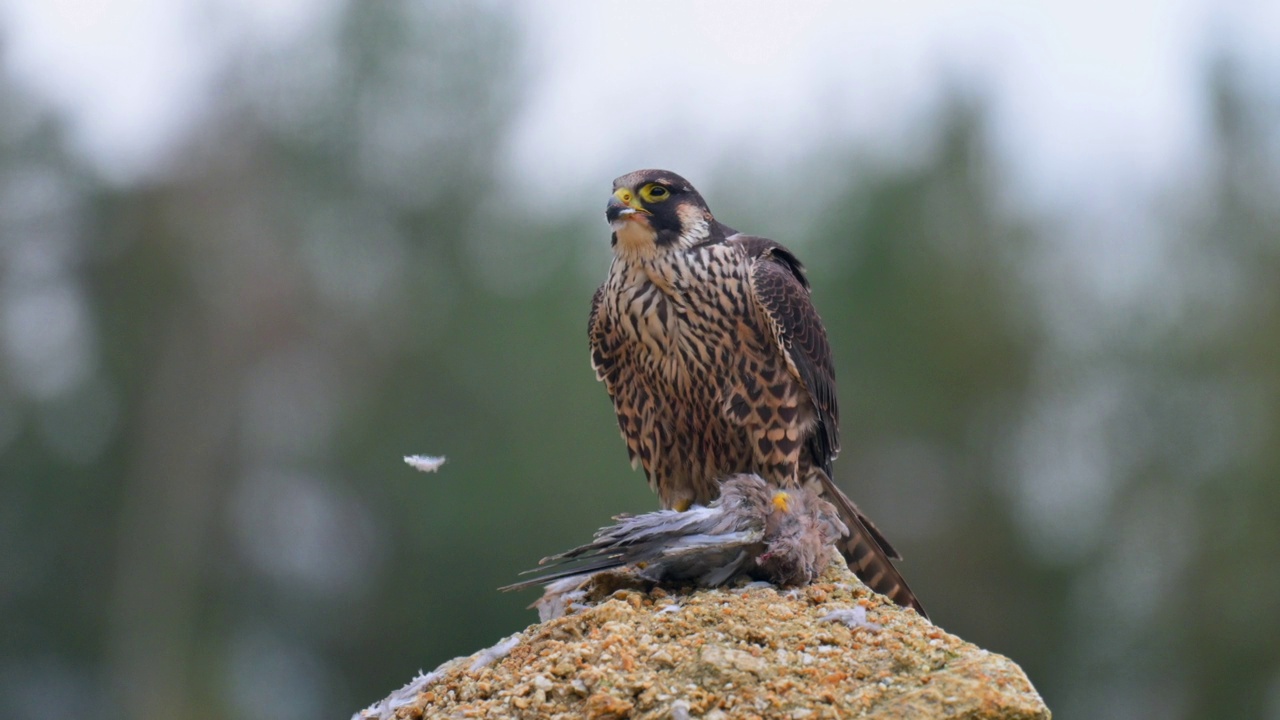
613,188,644,211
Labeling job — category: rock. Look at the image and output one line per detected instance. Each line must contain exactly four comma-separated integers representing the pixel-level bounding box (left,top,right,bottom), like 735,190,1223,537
353,560,1050,719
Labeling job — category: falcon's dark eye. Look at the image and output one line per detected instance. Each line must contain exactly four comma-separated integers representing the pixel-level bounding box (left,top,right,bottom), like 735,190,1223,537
640,184,669,202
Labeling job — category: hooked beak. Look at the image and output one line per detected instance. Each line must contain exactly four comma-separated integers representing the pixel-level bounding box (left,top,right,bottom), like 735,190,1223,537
606,188,649,225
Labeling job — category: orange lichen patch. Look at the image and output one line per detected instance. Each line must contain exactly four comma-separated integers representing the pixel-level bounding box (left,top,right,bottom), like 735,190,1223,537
583,692,634,719
355,560,1050,720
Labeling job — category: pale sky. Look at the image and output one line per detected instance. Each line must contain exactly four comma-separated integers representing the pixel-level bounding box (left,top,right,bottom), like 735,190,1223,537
1,0,1278,205
506,0,1280,210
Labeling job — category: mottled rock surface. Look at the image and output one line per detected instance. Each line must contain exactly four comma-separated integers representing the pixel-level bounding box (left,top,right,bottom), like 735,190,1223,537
355,560,1050,719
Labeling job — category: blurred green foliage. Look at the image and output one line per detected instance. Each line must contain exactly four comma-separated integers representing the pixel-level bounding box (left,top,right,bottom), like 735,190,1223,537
1,4,1277,720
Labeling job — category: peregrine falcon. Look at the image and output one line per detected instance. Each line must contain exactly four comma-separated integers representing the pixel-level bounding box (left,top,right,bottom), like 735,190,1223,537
590,169,926,617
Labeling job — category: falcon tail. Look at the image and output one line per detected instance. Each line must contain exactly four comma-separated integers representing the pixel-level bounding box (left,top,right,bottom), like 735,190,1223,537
816,471,928,619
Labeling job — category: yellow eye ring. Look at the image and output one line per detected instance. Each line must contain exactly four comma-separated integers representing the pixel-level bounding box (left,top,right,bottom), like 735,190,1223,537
640,184,669,202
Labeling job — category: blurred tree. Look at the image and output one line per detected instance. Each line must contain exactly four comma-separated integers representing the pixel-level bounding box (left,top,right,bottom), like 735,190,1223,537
4,2,525,718
1165,56,1280,720
0,54,120,720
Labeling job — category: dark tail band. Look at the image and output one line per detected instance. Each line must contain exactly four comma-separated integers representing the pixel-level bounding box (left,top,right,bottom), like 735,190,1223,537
815,471,927,619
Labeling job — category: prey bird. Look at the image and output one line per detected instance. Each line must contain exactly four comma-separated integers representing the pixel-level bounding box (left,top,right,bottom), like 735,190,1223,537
502,475,850,620
587,169,926,617
505,474,846,592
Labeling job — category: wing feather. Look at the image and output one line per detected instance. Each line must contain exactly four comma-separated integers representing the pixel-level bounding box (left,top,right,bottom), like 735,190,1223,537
735,236,840,474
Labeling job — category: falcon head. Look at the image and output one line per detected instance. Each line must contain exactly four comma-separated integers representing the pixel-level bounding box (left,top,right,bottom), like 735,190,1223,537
606,169,722,258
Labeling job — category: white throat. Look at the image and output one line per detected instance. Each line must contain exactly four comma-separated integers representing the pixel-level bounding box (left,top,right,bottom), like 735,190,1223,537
611,218,660,262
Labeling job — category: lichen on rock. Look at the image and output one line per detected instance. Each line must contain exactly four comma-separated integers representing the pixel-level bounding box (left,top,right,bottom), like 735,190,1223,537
354,559,1049,719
